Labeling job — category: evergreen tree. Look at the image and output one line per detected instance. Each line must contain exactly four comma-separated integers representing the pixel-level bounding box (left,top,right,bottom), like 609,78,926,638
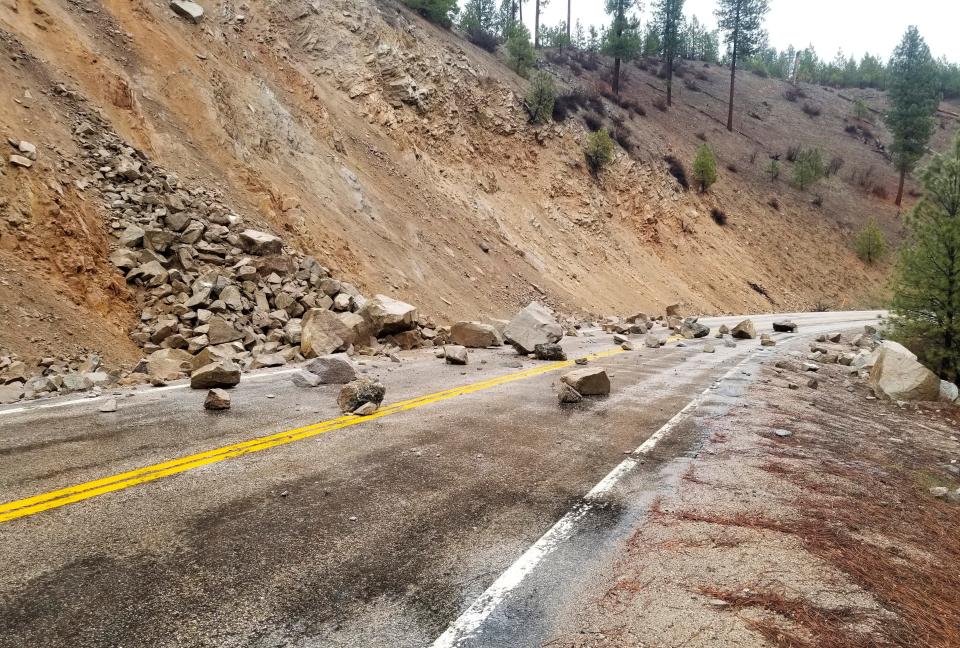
891,133,960,383
403,0,459,27
534,0,549,48
692,144,718,192
603,0,642,95
854,219,887,265
886,26,940,206
585,129,615,175
793,147,824,191
642,23,661,58
587,25,600,53
460,0,498,43
525,71,557,123
652,0,684,106
506,22,536,75
574,19,586,49
715,0,769,131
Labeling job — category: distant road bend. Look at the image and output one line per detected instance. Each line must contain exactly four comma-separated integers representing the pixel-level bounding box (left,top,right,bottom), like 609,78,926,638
0,310,883,648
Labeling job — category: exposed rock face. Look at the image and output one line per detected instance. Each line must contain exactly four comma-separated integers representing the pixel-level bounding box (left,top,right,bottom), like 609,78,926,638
504,302,563,354
869,342,940,401
449,321,502,348
190,361,241,389
300,309,353,358
338,378,386,413
534,343,567,361
731,319,757,340
359,295,418,336
561,368,610,396
0,383,25,404
204,388,231,410
444,345,469,365
305,354,358,383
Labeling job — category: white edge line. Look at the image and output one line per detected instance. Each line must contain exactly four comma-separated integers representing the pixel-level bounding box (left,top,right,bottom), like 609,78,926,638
430,352,756,648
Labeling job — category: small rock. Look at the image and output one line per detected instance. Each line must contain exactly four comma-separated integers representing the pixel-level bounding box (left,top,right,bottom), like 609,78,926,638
291,370,322,388
807,378,819,389
731,319,757,340
8,154,32,168
772,321,797,333
338,378,386,414
557,382,583,404
352,401,379,416
702,344,716,354
444,345,469,365
204,388,231,410
561,368,610,396
929,486,949,498
534,343,567,361
774,429,792,437
98,398,118,413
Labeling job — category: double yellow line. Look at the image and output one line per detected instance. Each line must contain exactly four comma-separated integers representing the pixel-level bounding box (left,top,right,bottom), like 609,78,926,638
0,348,624,524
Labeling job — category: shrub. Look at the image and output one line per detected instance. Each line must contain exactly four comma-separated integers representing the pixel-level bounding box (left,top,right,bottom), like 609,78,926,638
826,155,845,176
653,96,668,111
692,145,718,192
612,128,634,154
710,208,728,226
683,78,700,92
766,159,781,180
695,131,707,141
585,129,615,175
582,112,603,132
872,185,889,199
403,0,458,27
767,197,781,211
751,67,769,78
695,70,709,81
855,219,887,265
785,144,801,162
553,90,588,122
802,102,822,117
525,72,556,124
467,28,499,52
726,162,738,173
570,62,582,76
506,23,536,76
844,124,859,135
664,155,690,190
793,147,825,191
582,56,599,72
783,87,805,102
852,98,871,122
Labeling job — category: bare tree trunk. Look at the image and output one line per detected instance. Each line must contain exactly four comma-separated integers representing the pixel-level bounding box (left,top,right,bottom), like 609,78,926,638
666,53,674,106
519,0,522,24
726,43,737,131
567,0,572,46
896,168,906,206
535,0,540,48
613,58,622,95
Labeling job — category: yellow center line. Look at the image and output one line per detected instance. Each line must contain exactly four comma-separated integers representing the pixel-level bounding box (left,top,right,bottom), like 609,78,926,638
0,348,625,524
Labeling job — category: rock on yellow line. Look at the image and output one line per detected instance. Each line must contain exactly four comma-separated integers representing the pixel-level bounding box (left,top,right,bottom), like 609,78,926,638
0,348,624,524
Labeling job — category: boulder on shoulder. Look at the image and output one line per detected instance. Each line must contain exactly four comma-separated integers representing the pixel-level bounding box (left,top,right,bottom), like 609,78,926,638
301,308,354,358
560,368,610,396
869,343,940,401
444,345,469,365
534,343,567,361
146,348,194,381
449,321,502,348
359,294,418,336
305,354,357,383
731,319,757,340
504,302,563,354
190,360,241,389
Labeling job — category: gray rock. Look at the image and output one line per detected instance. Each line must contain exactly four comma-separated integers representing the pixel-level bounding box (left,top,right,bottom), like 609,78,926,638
774,429,792,437
251,353,286,369
449,321,502,348
534,343,567,361
352,401,379,416
291,370,322,388
147,348,194,381
645,334,665,348
301,308,353,357
557,382,583,404
504,302,563,354
939,380,959,403
560,368,610,396
207,316,243,345
0,382,25,404
680,319,710,339
204,388,231,410
61,373,94,393
731,319,756,339
773,321,798,333
99,398,118,413
305,354,357,383
760,334,776,347
170,0,204,23
358,294,418,336
702,343,716,353
190,360,241,389
869,342,940,401
338,378,386,413
119,224,145,248
444,345,469,365
239,229,283,255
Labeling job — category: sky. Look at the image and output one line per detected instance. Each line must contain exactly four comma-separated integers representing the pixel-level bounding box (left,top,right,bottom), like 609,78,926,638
491,0,960,63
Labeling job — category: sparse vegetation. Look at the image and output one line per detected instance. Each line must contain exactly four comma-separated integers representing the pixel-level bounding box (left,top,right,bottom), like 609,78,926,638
612,127,635,154
652,96,668,111
826,155,845,176
524,72,556,124
793,147,825,191
785,145,801,163
506,23,536,76
664,155,690,190
552,91,587,122
710,208,728,225
782,86,806,102
766,159,781,181
767,197,780,210
403,0,459,27
855,218,887,265
693,145,719,192
852,98,871,122
585,129,616,175
802,102,822,117
583,112,604,132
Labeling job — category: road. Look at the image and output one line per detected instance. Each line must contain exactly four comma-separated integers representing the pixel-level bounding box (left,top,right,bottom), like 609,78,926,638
0,311,882,648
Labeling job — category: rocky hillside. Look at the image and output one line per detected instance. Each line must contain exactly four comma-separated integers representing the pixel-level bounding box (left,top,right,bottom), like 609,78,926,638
1,0,957,386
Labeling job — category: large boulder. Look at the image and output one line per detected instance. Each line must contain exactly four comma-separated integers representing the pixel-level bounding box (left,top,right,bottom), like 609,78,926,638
170,0,204,23
680,319,710,339
869,343,940,401
444,345,469,365
0,382,25,404
338,378,386,414
300,308,354,358
146,348,194,381
504,302,563,354
305,354,358,383
207,316,243,345
359,295,418,336
190,361,241,389
560,368,610,396
238,229,283,255
449,321,502,348
730,319,757,340
773,321,798,333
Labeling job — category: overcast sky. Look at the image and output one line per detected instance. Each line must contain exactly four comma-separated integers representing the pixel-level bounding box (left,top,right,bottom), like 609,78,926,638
490,0,960,63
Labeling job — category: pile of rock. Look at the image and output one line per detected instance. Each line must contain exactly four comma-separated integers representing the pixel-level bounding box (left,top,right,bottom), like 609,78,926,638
0,351,114,404
6,137,37,169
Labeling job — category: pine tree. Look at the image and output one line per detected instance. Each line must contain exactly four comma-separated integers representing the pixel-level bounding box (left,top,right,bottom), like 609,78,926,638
652,0,684,106
403,0,459,27
506,22,536,75
854,219,887,265
886,26,940,207
460,0,497,37
715,0,769,132
793,147,824,191
891,133,960,383
692,144,718,192
534,0,549,48
574,19,586,49
603,0,642,95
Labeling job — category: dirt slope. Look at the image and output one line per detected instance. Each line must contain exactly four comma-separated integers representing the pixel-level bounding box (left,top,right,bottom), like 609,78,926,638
1,0,957,364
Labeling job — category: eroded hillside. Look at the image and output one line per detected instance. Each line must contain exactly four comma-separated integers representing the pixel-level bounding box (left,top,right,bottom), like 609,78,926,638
1,0,956,366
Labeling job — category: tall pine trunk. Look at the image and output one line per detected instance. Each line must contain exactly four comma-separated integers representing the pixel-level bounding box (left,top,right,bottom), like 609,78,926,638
726,45,737,131
613,58,622,95
895,168,906,206
567,0,571,47
666,53,674,106
534,0,540,48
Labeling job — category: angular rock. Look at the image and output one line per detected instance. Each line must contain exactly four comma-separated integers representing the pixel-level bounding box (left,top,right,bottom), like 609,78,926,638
170,0,204,23
504,302,563,354
680,319,710,339
560,368,610,396
359,294,418,336
534,343,567,361
204,388,231,410
645,334,665,348
119,224,145,248
291,370,323,388
8,154,32,168
99,398,118,413
731,319,757,339
301,308,353,357
773,321,798,333
449,321,502,348
147,348,194,381
207,316,243,345
239,229,283,255
190,360,241,389
251,353,286,369
305,354,357,383
444,345,469,365
557,382,583,404
352,402,379,416
760,334,776,347
869,343,940,401
338,378,386,414
0,382,25,404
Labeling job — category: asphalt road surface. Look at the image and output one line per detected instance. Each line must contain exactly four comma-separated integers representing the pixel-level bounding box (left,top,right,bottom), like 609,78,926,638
0,311,883,648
